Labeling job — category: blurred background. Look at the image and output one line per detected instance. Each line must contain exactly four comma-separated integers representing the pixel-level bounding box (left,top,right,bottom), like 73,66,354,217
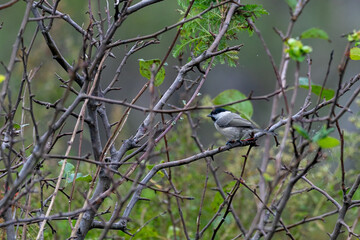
1,0,359,146
1,1,360,238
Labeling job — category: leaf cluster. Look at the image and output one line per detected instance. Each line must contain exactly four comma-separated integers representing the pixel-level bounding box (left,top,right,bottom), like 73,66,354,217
285,38,312,62
173,1,268,67
58,160,93,183
293,125,340,149
348,30,360,60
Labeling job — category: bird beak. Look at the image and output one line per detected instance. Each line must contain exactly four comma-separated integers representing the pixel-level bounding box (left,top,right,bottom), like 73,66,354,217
207,114,212,117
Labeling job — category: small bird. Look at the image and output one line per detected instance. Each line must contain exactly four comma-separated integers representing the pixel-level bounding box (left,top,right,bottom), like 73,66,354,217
207,108,274,143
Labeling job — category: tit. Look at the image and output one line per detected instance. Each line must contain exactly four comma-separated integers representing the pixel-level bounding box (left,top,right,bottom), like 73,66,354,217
207,108,274,142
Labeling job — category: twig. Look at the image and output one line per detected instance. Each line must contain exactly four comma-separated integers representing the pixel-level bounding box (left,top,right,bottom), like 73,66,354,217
0,0,19,10
246,19,289,114
108,1,232,48
1,0,34,109
84,84,281,115
31,5,84,86
186,113,246,237
330,174,360,239
302,176,341,209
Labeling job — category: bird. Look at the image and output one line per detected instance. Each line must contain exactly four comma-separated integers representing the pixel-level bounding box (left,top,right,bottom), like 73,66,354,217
207,108,275,144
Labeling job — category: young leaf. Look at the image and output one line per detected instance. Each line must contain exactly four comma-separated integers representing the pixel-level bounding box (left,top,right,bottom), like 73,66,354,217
312,125,334,143
211,192,223,211
58,160,74,175
293,124,310,140
299,77,335,100
223,181,236,193
347,30,360,42
173,2,267,67
299,77,311,87
67,173,78,183
301,28,330,41
66,173,93,183
285,38,312,62
317,136,340,148
0,74,5,84
138,59,165,86
350,47,360,60
146,164,154,170
75,174,93,182
212,89,253,119
147,164,164,177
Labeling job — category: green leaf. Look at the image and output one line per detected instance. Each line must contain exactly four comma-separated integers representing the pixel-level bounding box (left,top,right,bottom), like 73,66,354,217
285,38,312,62
0,74,5,83
312,125,334,143
13,123,29,130
212,89,253,119
301,28,330,41
157,170,165,178
147,164,164,177
138,59,165,86
347,30,360,42
66,173,77,183
58,160,74,175
299,77,335,100
173,2,267,67
223,181,236,193
75,174,92,182
66,173,92,183
284,0,297,10
147,164,154,170
299,77,311,87
317,136,340,148
350,47,360,60
293,124,310,140
211,192,223,211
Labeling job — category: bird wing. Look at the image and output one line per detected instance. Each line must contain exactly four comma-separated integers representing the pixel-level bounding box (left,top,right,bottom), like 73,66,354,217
216,113,254,128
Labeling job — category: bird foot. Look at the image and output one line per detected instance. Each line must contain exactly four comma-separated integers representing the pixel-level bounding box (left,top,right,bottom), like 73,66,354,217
226,139,246,146
226,140,236,146
241,138,259,147
242,137,255,142
226,138,258,147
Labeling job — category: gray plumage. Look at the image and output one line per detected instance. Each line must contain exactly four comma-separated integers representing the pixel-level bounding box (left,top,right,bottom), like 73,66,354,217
215,112,253,128
207,108,273,141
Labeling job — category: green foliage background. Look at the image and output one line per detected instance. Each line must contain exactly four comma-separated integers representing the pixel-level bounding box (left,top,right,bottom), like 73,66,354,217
30,100,360,239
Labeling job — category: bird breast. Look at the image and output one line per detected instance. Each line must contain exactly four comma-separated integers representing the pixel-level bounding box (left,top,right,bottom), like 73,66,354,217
215,124,243,140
